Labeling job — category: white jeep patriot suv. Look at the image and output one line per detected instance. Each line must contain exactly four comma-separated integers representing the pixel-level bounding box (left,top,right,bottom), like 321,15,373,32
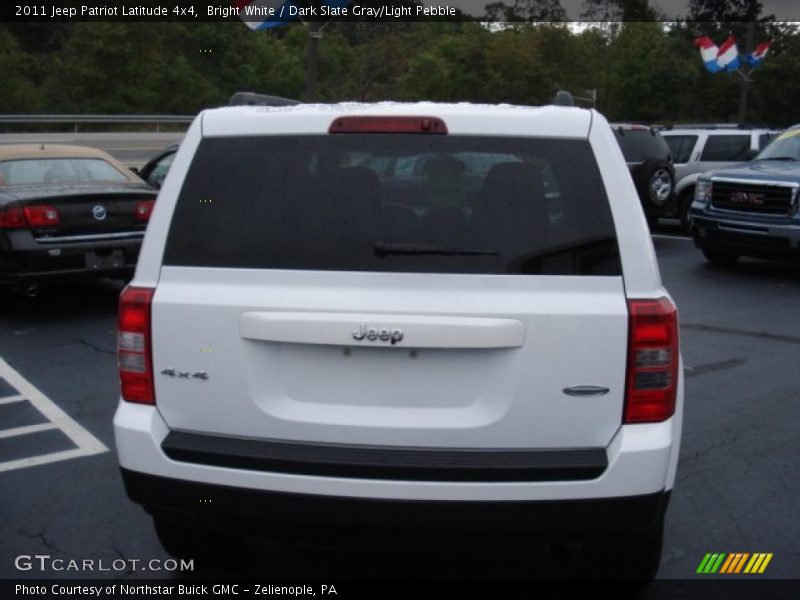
114,102,682,579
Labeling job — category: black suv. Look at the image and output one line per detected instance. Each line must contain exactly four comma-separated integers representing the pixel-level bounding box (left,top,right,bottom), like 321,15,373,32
612,124,676,227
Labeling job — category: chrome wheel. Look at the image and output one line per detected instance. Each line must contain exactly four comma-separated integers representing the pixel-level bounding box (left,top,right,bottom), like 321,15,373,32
649,168,673,206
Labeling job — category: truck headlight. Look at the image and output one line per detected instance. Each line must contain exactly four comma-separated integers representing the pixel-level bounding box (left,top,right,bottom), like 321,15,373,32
694,180,713,206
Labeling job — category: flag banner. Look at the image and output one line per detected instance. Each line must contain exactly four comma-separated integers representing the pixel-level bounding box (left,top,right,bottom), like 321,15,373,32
745,41,773,68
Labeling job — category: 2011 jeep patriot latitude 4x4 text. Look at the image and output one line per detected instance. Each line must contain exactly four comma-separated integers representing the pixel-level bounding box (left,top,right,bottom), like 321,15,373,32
114,102,682,579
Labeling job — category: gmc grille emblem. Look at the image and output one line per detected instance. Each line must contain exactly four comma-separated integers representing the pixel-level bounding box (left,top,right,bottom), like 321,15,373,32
730,191,766,205
352,324,404,345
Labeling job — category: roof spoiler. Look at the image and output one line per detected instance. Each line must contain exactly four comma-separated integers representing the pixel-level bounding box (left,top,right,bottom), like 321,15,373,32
228,92,301,107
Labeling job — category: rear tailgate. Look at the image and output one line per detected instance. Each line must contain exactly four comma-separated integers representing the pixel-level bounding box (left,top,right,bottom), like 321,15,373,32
150,124,628,451
152,270,627,449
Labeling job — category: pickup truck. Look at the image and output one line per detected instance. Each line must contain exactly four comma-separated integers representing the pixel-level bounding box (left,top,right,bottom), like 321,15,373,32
689,125,800,265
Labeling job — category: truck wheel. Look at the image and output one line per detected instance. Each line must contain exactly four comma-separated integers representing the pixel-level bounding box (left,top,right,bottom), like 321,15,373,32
702,249,739,266
636,160,674,211
678,188,694,232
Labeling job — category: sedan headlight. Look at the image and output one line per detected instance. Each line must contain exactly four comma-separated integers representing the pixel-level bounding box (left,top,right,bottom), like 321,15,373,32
694,180,713,206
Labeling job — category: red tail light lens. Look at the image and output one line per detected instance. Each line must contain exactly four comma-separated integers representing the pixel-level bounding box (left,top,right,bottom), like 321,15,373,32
0,205,61,228
329,116,448,134
624,298,679,423
134,199,156,222
118,286,155,404
24,205,61,227
0,206,27,228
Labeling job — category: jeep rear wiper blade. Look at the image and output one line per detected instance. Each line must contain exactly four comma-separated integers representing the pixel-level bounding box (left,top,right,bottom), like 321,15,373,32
757,156,798,161
375,242,499,257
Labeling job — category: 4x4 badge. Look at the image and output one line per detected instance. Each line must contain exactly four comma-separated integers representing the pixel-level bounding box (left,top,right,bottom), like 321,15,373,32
352,324,404,345
161,368,208,380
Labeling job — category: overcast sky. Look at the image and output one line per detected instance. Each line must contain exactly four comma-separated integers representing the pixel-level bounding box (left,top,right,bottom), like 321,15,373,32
433,0,800,20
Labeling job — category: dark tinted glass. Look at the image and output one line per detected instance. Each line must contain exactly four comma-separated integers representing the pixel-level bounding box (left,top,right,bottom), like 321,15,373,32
664,135,698,164
164,135,620,276
700,135,751,161
613,128,671,162
758,133,776,149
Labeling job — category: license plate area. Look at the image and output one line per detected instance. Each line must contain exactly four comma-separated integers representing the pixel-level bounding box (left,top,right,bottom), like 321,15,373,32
84,249,124,270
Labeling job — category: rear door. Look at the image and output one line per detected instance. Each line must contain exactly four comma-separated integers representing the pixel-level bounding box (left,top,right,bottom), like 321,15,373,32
152,127,629,450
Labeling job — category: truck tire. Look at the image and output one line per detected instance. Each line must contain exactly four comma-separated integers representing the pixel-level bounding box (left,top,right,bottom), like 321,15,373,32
678,188,694,232
636,160,674,213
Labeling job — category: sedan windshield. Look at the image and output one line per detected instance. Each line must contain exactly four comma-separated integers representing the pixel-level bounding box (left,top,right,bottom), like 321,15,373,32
0,158,129,186
755,130,800,161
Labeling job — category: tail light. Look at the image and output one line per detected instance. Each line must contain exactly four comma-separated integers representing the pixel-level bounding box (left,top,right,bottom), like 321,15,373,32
134,199,156,222
118,286,155,404
329,116,448,134
0,205,60,228
25,205,61,226
0,206,26,228
624,298,679,423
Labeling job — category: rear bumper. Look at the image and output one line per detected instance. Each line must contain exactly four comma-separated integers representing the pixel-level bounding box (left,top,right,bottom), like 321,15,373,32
114,386,682,507
121,467,670,541
0,234,141,284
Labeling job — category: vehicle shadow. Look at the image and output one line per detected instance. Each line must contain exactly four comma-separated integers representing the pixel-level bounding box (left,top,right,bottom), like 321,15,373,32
0,279,124,319
694,257,800,284
167,536,587,579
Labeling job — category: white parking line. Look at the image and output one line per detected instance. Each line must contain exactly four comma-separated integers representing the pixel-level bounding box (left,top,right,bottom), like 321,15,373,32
0,422,57,439
0,394,25,405
0,356,108,473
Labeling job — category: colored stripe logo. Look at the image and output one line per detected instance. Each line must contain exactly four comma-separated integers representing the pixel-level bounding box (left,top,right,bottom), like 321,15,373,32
697,553,773,574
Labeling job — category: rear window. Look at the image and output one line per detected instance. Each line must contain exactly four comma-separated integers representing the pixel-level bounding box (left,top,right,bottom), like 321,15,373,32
0,158,129,186
613,128,671,163
164,135,621,276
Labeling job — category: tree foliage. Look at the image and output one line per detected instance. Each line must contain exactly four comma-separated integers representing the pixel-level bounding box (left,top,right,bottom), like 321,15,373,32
0,18,797,126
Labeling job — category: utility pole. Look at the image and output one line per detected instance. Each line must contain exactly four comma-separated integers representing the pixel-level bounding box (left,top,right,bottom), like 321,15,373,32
737,1,759,123
306,20,323,100
737,21,755,122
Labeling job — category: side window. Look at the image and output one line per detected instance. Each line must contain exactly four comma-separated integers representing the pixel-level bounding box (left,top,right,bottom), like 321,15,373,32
664,135,698,164
700,135,751,161
758,133,776,149
147,153,175,186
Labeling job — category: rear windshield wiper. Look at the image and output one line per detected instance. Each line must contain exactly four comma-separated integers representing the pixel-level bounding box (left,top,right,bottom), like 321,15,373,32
375,242,499,257
756,156,798,161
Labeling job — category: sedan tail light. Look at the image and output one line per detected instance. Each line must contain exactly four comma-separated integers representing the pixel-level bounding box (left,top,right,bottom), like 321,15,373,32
24,205,61,227
0,206,27,228
118,286,156,404
0,205,61,228
624,298,679,423
134,198,156,222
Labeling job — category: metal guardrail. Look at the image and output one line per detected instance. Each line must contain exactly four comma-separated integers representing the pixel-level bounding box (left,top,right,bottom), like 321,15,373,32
0,114,194,132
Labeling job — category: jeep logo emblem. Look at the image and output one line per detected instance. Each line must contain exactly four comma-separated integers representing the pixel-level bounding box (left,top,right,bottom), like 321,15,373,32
352,324,404,345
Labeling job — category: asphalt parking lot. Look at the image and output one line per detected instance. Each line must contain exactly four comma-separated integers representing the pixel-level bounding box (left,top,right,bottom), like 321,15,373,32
0,227,798,582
